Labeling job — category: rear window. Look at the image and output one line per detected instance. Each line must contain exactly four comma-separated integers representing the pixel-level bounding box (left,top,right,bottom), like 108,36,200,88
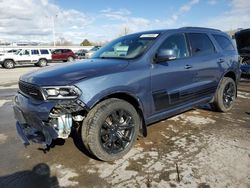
31,50,39,55
213,34,235,51
187,33,215,56
40,49,49,54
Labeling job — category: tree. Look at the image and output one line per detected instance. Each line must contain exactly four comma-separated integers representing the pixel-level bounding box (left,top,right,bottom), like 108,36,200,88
80,39,92,46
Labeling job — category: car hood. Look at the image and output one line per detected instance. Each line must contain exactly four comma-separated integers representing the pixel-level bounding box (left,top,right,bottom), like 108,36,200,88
20,59,129,86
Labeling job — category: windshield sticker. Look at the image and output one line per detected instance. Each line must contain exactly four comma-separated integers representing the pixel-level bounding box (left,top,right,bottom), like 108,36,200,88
115,46,129,52
140,34,159,38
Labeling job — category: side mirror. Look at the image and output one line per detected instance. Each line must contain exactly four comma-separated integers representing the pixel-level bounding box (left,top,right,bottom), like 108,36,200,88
154,49,177,63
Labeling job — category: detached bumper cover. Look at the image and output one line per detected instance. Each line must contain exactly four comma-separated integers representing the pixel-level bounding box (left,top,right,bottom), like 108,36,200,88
14,93,58,146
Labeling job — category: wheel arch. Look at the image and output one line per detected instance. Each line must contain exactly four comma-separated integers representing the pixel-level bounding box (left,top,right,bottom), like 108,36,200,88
4,58,16,63
224,71,236,82
218,70,237,98
92,92,147,137
38,58,48,62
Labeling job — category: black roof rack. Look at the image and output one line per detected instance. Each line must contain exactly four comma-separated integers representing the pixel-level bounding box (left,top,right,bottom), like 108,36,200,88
180,27,221,32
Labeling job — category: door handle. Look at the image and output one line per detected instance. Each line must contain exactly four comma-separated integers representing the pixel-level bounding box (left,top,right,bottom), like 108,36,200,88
218,58,225,63
184,64,192,69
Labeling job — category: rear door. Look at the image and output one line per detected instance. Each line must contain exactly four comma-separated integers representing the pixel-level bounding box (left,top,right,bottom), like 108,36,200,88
186,32,222,99
30,49,40,63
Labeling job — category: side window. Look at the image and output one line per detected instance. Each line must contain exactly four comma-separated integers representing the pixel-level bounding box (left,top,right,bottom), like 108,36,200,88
40,49,49,54
22,50,30,55
213,34,235,51
158,33,189,59
188,33,215,56
53,50,61,54
31,50,39,55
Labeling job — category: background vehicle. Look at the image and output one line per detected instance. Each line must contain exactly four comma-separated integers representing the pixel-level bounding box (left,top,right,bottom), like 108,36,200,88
85,46,101,58
75,49,88,59
0,48,51,69
52,49,76,62
235,28,250,76
14,27,240,161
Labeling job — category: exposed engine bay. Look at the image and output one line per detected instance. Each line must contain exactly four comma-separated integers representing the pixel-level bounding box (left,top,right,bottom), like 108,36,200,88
48,100,86,139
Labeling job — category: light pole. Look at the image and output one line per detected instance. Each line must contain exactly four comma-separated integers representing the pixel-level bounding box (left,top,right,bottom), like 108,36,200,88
52,15,58,46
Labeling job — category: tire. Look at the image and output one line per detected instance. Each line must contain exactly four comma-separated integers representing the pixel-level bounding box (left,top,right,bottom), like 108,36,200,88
37,59,47,67
67,56,74,62
212,77,236,112
3,60,15,69
81,98,140,161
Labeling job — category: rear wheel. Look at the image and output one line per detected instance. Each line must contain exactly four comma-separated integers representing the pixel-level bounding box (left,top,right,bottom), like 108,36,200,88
212,77,236,112
37,59,47,67
81,98,140,161
67,56,74,62
3,60,15,69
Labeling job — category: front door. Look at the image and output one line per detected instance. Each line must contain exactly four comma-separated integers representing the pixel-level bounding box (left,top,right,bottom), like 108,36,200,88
151,33,194,113
16,49,32,64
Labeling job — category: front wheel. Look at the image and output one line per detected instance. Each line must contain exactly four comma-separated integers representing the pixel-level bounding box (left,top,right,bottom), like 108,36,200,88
3,60,15,69
67,56,74,62
212,77,236,112
81,98,140,161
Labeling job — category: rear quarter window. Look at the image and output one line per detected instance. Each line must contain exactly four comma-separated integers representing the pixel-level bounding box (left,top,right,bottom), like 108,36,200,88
40,49,49,54
187,33,215,56
213,34,235,51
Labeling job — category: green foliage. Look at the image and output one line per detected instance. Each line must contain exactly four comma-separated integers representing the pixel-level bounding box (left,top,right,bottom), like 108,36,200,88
80,39,92,46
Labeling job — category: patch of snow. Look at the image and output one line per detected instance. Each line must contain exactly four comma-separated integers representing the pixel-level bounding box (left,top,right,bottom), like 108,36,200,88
0,133,7,144
51,164,79,187
0,99,11,107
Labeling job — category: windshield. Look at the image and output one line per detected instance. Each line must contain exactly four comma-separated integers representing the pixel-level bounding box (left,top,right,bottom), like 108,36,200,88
92,33,159,59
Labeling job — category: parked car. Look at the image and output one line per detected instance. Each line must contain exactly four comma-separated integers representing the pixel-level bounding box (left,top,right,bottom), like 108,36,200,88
0,48,51,69
85,46,101,58
14,27,240,161
235,28,250,75
75,49,88,59
52,49,76,62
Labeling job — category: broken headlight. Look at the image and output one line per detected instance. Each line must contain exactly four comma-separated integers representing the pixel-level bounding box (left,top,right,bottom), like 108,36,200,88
42,86,81,100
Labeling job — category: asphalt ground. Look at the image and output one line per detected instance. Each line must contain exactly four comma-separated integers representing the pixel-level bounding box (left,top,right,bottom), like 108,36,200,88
0,64,249,188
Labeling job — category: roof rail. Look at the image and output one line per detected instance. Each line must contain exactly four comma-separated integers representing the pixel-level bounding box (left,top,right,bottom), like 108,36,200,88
180,27,221,32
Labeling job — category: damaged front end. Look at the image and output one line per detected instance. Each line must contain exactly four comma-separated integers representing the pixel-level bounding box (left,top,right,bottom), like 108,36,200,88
14,82,87,147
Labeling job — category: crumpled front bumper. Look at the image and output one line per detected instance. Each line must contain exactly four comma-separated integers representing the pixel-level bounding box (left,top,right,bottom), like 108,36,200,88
13,92,58,146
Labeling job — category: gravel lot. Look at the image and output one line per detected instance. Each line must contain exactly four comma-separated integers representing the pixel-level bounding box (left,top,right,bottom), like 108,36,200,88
0,64,249,188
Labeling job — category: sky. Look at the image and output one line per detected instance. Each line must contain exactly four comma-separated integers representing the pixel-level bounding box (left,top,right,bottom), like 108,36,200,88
0,0,249,44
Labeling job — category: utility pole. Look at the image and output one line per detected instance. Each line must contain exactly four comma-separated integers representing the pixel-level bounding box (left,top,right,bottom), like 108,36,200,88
52,15,57,47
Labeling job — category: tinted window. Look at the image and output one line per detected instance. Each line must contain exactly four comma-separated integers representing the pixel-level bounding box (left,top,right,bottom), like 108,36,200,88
21,50,30,55
31,50,39,55
213,34,235,51
158,33,189,59
40,49,49,54
188,33,215,56
62,49,71,53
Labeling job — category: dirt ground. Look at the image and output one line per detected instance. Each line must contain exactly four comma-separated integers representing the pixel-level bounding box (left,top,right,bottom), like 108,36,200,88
0,66,249,188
